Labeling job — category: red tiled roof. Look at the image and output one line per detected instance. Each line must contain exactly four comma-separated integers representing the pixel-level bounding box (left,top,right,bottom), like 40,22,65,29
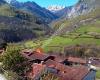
67,57,86,64
21,49,94,80
62,66,89,80
21,49,49,61
44,60,89,80
27,63,46,79
51,55,64,62
45,59,70,71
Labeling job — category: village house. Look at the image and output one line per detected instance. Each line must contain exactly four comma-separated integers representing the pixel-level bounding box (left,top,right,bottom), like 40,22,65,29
62,57,87,66
21,49,55,63
26,63,47,80
44,59,96,80
26,59,96,80
21,49,96,80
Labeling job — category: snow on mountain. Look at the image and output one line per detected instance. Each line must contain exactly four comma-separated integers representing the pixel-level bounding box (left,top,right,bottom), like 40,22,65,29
55,0,100,19
47,5,65,12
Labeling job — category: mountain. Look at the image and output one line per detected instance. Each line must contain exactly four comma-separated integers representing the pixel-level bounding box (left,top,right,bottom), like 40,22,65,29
0,0,6,5
43,7,100,54
68,0,100,18
47,5,64,13
0,0,51,42
53,0,100,19
51,0,100,32
68,0,93,18
10,0,58,23
53,6,73,18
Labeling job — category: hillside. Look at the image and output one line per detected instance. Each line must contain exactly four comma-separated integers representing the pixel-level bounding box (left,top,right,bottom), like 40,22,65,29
10,0,58,23
0,0,6,5
54,0,100,19
53,6,73,18
52,8,100,31
45,7,100,49
24,8,100,57
44,19,100,51
11,0,100,57
0,4,15,17
0,0,99,53
0,2,51,42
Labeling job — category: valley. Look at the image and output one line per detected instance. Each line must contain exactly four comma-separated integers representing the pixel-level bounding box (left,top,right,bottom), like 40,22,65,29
0,0,100,80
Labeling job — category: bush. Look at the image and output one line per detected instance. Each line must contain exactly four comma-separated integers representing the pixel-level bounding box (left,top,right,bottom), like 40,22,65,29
2,45,26,73
4,70,19,80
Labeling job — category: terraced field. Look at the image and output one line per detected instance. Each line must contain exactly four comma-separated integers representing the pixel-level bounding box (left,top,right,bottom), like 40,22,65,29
24,19,100,53
45,19,98,51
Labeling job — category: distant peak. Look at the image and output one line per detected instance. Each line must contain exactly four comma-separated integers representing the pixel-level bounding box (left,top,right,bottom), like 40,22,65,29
47,5,65,12
4,0,11,3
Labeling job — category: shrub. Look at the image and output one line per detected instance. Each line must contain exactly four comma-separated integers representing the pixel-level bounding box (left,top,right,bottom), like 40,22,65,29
2,45,26,73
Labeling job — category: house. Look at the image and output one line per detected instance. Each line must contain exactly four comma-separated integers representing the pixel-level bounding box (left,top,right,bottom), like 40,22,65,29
26,63,46,80
21,49,55,63
44,60,96,80
21,49,65,63
21,50,96,80
50,54,64,62
62,57,87,66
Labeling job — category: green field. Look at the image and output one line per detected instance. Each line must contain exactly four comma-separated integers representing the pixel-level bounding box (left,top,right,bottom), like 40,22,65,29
24,35,100,53
96,70,100,79
43,19,100,52
76,20,100,33
42,36,100,52
24,19,100,53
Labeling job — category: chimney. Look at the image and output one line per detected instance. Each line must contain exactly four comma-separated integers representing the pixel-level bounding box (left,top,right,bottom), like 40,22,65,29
35,48,44,54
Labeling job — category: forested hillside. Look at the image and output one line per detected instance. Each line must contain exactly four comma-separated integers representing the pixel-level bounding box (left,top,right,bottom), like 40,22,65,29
10,0,58,23
0,1,51,43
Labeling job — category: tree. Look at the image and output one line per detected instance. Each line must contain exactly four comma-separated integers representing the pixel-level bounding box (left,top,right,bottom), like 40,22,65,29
0,39,7,50
2,45,26,73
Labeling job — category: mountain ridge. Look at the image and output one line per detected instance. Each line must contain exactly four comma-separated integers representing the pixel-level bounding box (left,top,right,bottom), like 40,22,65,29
52,0,100,19
0,0,52,42
47,5,64,12
0,0,6,5
10,0,59,23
